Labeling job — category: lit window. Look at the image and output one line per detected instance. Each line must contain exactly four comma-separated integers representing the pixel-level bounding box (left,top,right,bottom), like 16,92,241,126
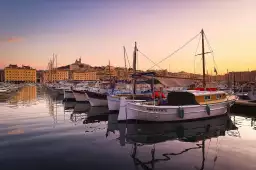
216,94,221,99
204,95,211,101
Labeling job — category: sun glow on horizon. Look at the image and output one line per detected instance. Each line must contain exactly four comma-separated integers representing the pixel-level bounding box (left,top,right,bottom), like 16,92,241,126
0,0,256,74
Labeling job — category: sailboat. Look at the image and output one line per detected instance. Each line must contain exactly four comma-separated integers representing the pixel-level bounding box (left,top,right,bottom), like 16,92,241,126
118,29,238,122
85,81,110,106
71,82,90,102
107,44,153,111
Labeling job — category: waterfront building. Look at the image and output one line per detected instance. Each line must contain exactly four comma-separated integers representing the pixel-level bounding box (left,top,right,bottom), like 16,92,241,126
96,72,105,80
72,71,97,81
225,71,251,83
4,65,36,83
0,69,4,82
43,70,69,83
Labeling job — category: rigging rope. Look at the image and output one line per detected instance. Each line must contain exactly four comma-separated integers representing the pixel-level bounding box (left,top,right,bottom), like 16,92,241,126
125,49,131,69
194,34,202,76
147,32,201,70
204,32,219,74
137,50,163,70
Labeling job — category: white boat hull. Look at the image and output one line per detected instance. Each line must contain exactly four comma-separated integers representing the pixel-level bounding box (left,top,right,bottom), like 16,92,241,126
107,95,120,111
64,90,75,100
107,95,146,111
89,97,108,107
73,91,89,102
118,98,236,122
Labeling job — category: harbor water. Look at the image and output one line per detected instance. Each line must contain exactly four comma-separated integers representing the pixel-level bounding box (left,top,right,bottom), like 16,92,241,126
0,85,256,170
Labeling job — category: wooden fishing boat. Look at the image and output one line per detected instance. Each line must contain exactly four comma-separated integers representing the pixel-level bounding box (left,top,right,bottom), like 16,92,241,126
118,29,238,122
118,89,237,122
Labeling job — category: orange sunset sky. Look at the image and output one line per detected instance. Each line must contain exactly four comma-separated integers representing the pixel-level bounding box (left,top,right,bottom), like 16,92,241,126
0,0,256,74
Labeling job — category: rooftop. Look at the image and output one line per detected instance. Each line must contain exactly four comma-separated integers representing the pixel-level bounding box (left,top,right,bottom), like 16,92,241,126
5,64,35,69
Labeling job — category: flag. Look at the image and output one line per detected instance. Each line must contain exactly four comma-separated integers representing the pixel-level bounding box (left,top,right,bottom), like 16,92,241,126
214,67,218,75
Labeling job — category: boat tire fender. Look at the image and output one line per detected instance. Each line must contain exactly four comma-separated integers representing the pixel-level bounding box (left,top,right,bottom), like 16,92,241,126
206,105,210,115
178,107,184,118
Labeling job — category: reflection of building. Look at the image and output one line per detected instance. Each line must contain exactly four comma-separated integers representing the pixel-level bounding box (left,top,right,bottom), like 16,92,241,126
72,71,97,81
10,86,37,103
43,70,69,83
0,69,4,82
4,65,36,83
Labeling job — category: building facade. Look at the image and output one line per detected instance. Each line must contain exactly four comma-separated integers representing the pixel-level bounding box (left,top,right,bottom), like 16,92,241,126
43,70,69,83
4,65,36,83
72,71,97,81
0,69,4,82
225,71,251,83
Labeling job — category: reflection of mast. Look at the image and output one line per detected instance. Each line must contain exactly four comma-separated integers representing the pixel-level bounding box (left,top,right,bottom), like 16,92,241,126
200,138,205,170
117,115,237,170
47,92,56,124
128,123,227,170
130,142,204,170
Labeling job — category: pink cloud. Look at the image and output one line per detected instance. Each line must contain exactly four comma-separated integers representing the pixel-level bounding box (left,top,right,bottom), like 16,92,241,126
0,36,24,43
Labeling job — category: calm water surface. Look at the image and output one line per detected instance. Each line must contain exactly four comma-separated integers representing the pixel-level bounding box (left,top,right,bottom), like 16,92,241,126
0,86,256,170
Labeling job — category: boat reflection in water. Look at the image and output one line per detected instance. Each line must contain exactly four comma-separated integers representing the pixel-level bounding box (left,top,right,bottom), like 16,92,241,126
69,103,109,124
63,101,76,111
107,115,237,170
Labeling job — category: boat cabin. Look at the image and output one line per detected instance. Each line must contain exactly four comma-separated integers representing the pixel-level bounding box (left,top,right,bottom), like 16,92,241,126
166,90,227,106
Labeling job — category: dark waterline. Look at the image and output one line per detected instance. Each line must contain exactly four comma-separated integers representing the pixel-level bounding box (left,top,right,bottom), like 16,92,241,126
0,86,256,170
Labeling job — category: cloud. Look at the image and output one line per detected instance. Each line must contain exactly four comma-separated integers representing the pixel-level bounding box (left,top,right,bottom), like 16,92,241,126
0,36,24,43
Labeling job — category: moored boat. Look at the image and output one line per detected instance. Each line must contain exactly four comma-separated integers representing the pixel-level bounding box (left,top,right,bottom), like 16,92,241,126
118,29,238,122
86,90,108,106
118,89,238,122
72,89,89,102
85,81,110,107
107,94,151,111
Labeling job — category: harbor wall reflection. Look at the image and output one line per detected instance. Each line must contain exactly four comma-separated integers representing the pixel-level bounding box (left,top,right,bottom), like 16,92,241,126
8,86,37,105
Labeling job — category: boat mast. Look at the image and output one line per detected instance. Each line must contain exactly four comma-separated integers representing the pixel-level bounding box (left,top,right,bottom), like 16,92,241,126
133,42,137,94
109,60,111,80
201,29,206,89
123,46,128,79
52,53,55,83
233,72,236,92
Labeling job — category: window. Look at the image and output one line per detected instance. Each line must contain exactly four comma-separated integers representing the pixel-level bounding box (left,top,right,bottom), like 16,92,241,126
204,95,211,101
216,94,221,99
